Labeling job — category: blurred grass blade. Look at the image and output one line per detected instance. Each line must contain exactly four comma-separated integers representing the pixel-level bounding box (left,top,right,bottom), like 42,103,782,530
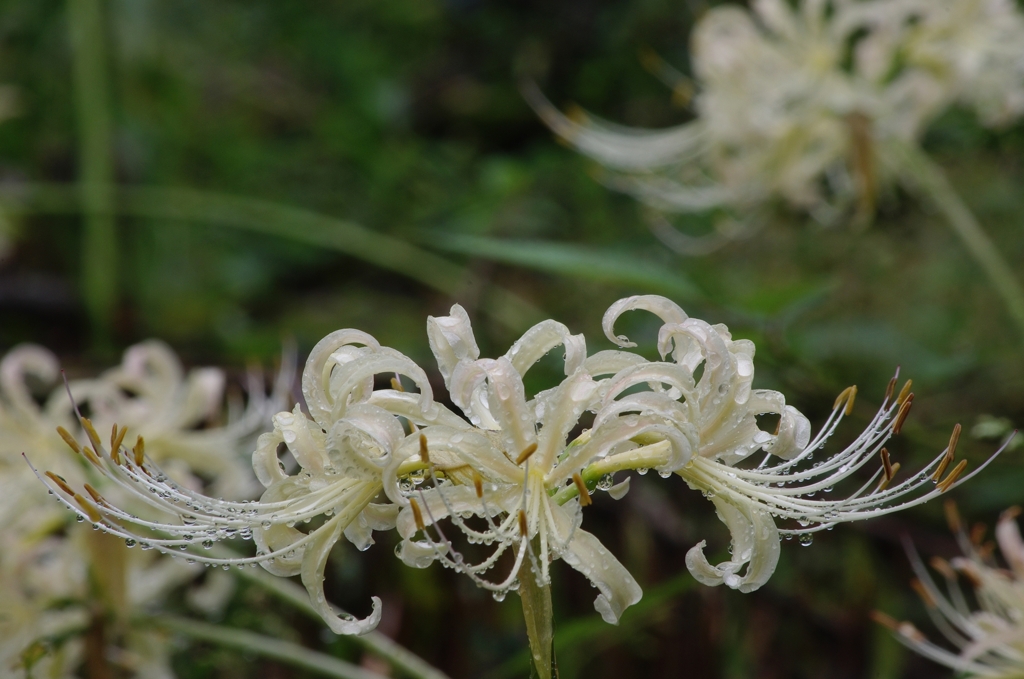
68,0,117,347
150,615,390,679
486,572,694,679
0,183,543,331
892,141,1024,345
419,232,703,301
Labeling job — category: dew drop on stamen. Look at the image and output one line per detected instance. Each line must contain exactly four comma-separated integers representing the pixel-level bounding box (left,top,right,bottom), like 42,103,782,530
202,539,214,549
799,534,814,546
125,538,136,548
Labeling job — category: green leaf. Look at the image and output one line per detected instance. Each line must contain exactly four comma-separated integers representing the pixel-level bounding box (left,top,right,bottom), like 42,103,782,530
419,232,704,302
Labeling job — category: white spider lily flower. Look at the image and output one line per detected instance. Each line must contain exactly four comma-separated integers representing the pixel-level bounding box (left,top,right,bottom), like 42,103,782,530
1,340,291,501
601,296,1004,594
527,0,1024,243
897,0,1024,128
2,340,290,673
392,305,651,623
31,329,442,635
36,296,1005,634
393,294,932,615
876,504,1024,677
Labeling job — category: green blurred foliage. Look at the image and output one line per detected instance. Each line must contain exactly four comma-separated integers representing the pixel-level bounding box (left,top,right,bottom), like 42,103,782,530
2,0,1024,677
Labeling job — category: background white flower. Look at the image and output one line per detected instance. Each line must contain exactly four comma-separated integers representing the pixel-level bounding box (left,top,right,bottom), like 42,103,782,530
876,504,1024,677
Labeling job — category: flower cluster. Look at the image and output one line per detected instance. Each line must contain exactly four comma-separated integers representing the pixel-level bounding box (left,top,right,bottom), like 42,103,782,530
37,296,1002,634
876,504,1024,678
2,341,288,678
527,0,1024,244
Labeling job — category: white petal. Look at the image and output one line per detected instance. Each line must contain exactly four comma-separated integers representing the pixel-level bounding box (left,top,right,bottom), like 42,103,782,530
996,510,1024,576
397,539,444,569
427,304,480,386
505,319,586,377
685,495,780,593
301,513,382,635
301,329,381,427
553,507,642,624
252,429,288,488
0,344,59,421
602,295,688,348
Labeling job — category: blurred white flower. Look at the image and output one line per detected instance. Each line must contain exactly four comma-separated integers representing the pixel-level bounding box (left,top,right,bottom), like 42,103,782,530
1,340,290,677
38,297,1003,634
876,504,1024,677
528,0,1024,244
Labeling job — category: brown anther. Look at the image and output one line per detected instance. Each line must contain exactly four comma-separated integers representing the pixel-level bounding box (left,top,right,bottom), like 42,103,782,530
419,434,430,465
518,509,529,536
937,460,969,493
898,621,926,643
74,494,103,523
573,473,592,507
515,442,538,466
910,579,936,608
891,394,914,435
111,424,127,452
133,436,145,467
930,556,956,580
84,483,106,506
870,610,901,631
1001,506,1022,522
55,426,82,454
390,377,404,392
877,462,901,491
472,471,484,499
970,521,987,546
884,375,898,403
931,450,954,483
44,471,75,496
947,423,961,460
80,417,102,452
409,498,425,532
931,424,961,482
896,380,913,406
944,500,962,534
110,425,127,465
880,448,893,480
833,385,858,415
977,541,996,561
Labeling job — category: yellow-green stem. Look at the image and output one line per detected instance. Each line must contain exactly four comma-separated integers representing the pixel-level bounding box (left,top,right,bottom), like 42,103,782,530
519,541,555,679
551,440,672,505
68,0,117,348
